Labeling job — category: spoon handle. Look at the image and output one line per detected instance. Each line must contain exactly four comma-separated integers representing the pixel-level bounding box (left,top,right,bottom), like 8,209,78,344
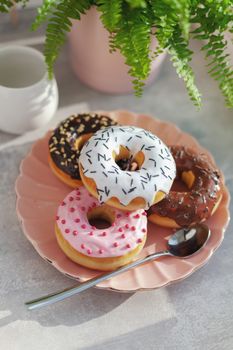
25,250,171,310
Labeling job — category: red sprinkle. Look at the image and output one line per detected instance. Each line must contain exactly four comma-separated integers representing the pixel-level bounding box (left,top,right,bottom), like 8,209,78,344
131,226,136,231
133,214,140,219
61,219,66,224
92,202,97,207
61,201,66,206
69,207,75,212
121,233,126,239
113,242,119,247
81,224,86,229
69,196,74,201
99,249,104,254
118,228,123,232
102,232,107,237
137,238,143,243
73,230,78,236
81,244,85,249
87,249,92,255
91,226,96,230
56,215,59,221
76,197,81,201
142,228,147,233
111,222,116,227
117,214,122,218
126,243,131,249
125,224,129,229
75,218,80,223
126,212,130,217
76,191,81,195
142,212,147,216
81,206,86,211
89,231,93,236
65,229,70,234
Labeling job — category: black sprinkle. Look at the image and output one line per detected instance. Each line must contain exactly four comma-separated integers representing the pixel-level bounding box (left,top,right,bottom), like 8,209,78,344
95,141,99,147
140,175,147,180
127,136,133,142
149,158,157,166
105,186,110,196
160,167,168,178
146,173,152,181
126,172,132,177
136,135,142,138
159,154,165,160
128,187,137,193
119,128,126,132
122,188,127,195
100,163,106,169
85,150,92,158
115,137,118,142
83,169,89,174
102,171,108,178
154,184,157,191
96,188,104,194
98,153,107,161
88,159,92,165
164,165,171,170
130,179,134,186
115,177,118,184
161,148,164,154
108,171,115,174
103,144,109,150
168,175,173,180
141,182,145,190
140,145,145,151
90,171,97,173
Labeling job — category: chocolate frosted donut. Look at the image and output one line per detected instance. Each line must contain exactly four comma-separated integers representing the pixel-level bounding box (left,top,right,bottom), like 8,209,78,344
148,146,223,228
49,113,117,187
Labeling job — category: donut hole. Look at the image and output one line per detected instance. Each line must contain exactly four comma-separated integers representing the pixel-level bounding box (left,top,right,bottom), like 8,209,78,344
87,205,115,229
172,170,195,192
73,133,93,151
114,146,145,171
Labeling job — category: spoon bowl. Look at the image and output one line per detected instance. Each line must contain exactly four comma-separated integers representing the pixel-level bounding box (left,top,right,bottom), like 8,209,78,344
168,223,210,258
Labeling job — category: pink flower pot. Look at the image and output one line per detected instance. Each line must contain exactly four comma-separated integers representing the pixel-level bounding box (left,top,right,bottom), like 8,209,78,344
68,7,166,94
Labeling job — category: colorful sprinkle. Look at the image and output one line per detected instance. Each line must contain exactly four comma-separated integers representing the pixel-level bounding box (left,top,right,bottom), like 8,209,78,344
126,212,130,217
56,215,59,221
81,206,86,211
69,207,75,212
133,214,140,219
69,196,74,201
125,224,129,229
142,228,147,233
131,226,136,231
118,228,123,232
126,243,131,248
61,219,66,224
61,201,66,206
102,232,107,236
111,222,116,227
92,202,97,207
89,231,93,236
76,197,81,201
117,214,122,218
87,249,92,255
121,233,126,239
73,230,78,236
81,243,85,249
113,242,119,247
75,218,80,223
65,228,70,234
137,238,143,243
81,224,86,229
99,249,104,254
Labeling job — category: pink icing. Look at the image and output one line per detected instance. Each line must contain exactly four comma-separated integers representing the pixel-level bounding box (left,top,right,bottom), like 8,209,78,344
56,187,147,258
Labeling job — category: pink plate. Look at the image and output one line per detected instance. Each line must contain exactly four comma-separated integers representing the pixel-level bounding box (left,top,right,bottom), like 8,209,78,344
15,110,230,292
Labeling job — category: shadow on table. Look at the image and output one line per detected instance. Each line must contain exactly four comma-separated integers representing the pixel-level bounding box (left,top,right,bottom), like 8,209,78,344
0,282,133,328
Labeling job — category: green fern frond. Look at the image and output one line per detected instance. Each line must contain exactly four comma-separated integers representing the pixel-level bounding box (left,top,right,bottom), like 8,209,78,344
0,0,29,12
112,5,151,95
191,1,233,107
32,0,57,31
44,0,92,79
96,0,122,32
126,0,146,8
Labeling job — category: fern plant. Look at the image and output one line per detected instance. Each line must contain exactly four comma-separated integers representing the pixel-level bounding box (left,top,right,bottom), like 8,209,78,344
1,0,233,107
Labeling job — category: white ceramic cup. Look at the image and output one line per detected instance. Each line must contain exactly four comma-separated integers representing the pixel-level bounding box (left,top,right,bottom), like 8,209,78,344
0,45,58,134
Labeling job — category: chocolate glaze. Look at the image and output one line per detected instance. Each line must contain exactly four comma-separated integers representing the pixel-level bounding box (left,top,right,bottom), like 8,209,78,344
148,146,222,227
49,113,117,179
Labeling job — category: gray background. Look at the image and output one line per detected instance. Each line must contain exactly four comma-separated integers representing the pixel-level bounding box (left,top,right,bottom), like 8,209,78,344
0,7,233,350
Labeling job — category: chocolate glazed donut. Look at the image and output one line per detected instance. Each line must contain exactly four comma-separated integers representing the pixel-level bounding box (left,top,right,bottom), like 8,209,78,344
49,113,117,184
147,146,223,228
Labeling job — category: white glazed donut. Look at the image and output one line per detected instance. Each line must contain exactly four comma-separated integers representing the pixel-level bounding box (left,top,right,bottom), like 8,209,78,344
79,126,176,211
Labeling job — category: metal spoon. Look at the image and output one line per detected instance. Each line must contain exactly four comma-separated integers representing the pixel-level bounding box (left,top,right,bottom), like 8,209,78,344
25,223,210,310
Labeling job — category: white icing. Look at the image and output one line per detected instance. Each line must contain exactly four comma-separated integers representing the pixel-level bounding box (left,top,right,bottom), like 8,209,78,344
79,126,176,209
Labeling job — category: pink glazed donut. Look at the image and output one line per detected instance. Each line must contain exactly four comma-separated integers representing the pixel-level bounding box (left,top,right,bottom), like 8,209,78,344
55,186,147,271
